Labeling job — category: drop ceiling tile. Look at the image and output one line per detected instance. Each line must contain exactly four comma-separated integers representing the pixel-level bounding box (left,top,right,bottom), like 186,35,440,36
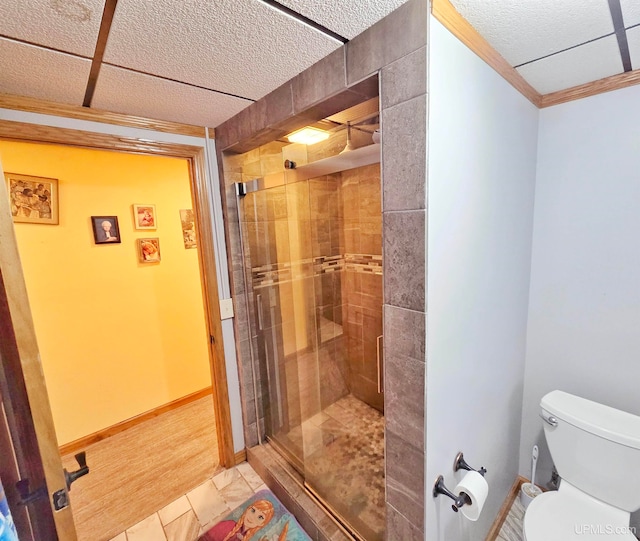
516,35,623,95
450,0,614,66
0,38,90,105
103,0,341,101
620,0,640,27
275,0,408,40
92,65,252,127
0,0,104,57
626,26,640,70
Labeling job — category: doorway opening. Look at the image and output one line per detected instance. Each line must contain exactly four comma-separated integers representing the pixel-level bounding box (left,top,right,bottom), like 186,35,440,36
0,122,234,540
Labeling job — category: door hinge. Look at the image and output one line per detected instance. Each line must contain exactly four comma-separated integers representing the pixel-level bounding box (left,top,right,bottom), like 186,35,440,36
15,478,47,505
210,334,215,344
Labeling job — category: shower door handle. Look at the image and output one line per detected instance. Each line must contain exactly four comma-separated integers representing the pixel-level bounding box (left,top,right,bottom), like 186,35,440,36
376,335,383,393
256,293,264,331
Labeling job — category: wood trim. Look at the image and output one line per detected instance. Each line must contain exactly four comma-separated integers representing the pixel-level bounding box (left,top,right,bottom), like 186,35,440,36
540,68,640,108
431,0,640,109
235,449,248,465
59,387,213,456
0,120,203,157
0,93,206,138
484,475,526,541
0,119,236,532
431,0,542,108
191,148,236,469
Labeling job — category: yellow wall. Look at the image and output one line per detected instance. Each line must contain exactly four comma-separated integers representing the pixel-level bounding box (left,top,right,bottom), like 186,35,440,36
0,141,211,444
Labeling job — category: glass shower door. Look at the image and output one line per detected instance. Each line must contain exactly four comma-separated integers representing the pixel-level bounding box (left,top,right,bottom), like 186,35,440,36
238,164,384,541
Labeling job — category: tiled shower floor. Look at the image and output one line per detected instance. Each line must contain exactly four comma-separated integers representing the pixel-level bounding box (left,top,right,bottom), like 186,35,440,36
278,394,385,541
108,462,267,541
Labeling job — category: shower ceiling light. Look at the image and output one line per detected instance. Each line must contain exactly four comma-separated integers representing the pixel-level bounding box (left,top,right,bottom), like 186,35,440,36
286,127,330,145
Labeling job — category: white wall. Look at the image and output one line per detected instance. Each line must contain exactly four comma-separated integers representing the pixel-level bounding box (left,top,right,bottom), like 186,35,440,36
520,85,640,506
426,18,539,541
0,108,245,453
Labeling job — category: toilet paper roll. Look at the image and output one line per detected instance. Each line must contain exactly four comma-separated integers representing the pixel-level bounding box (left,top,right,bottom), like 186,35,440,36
454,471,489,521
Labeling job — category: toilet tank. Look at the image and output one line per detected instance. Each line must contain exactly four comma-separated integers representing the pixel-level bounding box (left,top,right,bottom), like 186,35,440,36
541,390,640,512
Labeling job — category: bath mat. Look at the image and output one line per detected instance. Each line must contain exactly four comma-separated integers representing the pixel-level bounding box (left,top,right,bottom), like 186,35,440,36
199,489,312,541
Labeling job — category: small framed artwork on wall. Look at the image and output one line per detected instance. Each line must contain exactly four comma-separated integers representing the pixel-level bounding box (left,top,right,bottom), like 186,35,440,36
91,216,121,244
138,238,161,263
5,172,59,225
133,204,156,229
179,209,197,249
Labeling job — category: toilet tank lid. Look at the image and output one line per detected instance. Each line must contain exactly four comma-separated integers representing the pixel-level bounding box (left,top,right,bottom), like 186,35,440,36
541,391,640,450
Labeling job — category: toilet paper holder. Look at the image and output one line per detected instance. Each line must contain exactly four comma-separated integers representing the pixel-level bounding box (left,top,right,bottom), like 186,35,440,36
433,452,487,512
454,452,487,477
433,475,472,512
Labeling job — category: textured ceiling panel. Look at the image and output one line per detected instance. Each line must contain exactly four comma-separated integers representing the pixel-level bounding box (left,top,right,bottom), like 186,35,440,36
103,0,341,101
620,0,640,27
0,39,90,105
626,26,640,70
0,0,104,57
275,0,408,39
450,0,614,66
516,36,622,94
92,65,252,127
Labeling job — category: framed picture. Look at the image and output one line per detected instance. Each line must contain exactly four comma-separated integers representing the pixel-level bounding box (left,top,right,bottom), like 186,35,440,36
179,209,197,249
91,216,121,244
5,172,59,225
137,238,161,263
133,204,156,230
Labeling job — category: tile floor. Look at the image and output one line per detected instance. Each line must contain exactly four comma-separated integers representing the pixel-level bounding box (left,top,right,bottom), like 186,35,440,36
108,462,268,541
495,497,525,541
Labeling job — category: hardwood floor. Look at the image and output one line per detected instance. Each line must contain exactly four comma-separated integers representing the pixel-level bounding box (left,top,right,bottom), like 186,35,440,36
62,396,220,541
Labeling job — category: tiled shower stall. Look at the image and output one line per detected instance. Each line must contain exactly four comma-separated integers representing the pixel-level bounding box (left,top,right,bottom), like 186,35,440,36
214,1,428,539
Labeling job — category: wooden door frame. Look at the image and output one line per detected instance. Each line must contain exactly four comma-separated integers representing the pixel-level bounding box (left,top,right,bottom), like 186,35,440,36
0,120,235,469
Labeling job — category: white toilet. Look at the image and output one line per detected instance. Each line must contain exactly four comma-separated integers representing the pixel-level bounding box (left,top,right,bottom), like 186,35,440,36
523,390,640,540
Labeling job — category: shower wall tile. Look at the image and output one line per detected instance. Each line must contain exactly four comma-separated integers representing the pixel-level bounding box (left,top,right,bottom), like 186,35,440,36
383,211,426,312
360,219,382,255
382,94,427,212
259,141,287,176
293,48,346,113
244,422,258,449
386,430,425,531
385,353,425,451
264,83,294,128
346,0,427,85
381,46,427,110
386,504,424,541
384,305,426,361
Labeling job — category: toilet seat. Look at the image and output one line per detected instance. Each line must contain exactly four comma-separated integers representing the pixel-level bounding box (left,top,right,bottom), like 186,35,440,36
523,483,636,541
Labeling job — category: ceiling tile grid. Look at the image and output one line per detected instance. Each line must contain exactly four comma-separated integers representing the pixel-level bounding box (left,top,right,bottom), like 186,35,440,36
620,0,640,27
0,0,104,57
626,26,640,69
450,0,615,66
516,35,623,95
275,0,409,40
92,64,252,127
103,0,341,101
0,38,91,105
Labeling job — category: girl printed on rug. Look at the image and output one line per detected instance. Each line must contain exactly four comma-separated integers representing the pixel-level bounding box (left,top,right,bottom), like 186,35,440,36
199,490,310,541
